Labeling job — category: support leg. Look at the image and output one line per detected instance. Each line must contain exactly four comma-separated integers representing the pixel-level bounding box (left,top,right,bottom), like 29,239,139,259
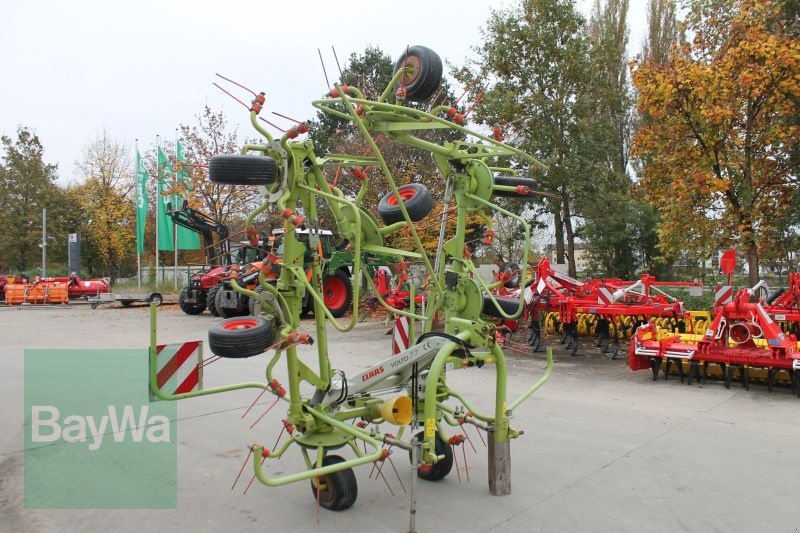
487,429,511,496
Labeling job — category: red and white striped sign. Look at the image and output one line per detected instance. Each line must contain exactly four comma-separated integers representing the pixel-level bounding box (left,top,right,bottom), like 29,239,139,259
152,340,203,399
714,285,733,308
392,316,410,355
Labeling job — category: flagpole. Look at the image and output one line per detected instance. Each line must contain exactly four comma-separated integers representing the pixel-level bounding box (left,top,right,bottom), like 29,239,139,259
173,128,179,291
135,138,141,290
155,134,160,286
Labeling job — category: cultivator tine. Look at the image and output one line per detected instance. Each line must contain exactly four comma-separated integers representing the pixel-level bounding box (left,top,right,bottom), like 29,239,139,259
461,426,477,454
231,448,253,491
243,456,267,495
608,335,621,360
687,361,700,386
242,387,268,419
664,358,685,383
387,455,406,493
650,358,661,381
249,396,281,429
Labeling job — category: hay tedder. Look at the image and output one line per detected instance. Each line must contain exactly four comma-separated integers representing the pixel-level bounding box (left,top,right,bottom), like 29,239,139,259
148,45,553,521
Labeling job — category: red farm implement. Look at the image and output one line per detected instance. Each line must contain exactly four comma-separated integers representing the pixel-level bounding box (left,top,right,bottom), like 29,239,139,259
629,280,800,395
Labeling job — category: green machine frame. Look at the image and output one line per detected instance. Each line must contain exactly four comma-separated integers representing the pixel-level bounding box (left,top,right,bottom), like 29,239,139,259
149,49,553,514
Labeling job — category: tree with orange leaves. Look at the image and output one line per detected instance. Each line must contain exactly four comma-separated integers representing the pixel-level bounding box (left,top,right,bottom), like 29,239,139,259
631,0,800,284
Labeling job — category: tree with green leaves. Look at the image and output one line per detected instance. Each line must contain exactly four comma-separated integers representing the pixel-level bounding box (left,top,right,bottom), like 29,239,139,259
0,127,70,274
465,0,595,277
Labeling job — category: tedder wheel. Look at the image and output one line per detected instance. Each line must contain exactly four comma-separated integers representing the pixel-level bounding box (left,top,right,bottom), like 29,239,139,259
411,432,453,481
323,270,353,318
493,176,538,197
377,183,434,225
481,295,521,319
208,154,279,186
208,316,274,358
206,285,221,316
310,455,358,511
394,45,443,102
179,286,205,315
498,262,521,289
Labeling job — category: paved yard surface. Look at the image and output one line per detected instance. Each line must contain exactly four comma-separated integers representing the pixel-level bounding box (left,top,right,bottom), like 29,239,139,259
1,303,798,532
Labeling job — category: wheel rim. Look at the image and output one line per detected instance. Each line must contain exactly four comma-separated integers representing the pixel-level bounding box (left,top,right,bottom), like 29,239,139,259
222,318,259,331
399,55,423,85
315,475,335,504
324,277,347,309
386,187,417,206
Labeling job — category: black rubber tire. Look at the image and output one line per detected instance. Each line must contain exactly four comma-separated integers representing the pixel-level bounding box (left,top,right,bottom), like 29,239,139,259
208,155,279,186
208,316,274,358
310,455,358,511
498,262,521,289
179,286,205,315
482,295,521,318
215,287,240,319
120,300,133,307
323,269,353,318
394,46,443,102
207,285,221,316
493,176,538,197
377,183,434,225
149,293,163,306
411,432,453,481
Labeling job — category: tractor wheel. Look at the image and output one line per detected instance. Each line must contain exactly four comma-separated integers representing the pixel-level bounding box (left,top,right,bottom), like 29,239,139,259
208,316,274,358
323,270,353,318
498,262,521,289
377,183,434,225
411,432,453,481
310,455,358,511
207,285,221,316
179,286,205,315
493,176,538,197
394,46,443,102
215,287,240,319
208,154,279,186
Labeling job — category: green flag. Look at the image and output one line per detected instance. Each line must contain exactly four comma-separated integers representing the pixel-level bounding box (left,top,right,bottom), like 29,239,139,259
156,147,174,252
175,141,200,250
135,150,148,254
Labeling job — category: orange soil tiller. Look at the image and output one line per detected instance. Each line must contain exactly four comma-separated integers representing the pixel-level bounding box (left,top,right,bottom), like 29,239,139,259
629,284,800,395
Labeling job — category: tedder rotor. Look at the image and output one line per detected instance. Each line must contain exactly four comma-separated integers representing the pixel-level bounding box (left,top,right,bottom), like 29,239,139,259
148,45,553,524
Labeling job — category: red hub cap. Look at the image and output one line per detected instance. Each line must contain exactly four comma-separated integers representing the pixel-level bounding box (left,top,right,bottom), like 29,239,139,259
222,318,258,331
324,277,347,309
386,187,417,206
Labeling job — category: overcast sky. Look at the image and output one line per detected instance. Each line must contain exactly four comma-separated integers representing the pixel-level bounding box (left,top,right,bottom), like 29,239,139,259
0,0,647,186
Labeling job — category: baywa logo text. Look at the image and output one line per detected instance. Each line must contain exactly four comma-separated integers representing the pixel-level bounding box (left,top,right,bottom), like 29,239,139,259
31,405,171,451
